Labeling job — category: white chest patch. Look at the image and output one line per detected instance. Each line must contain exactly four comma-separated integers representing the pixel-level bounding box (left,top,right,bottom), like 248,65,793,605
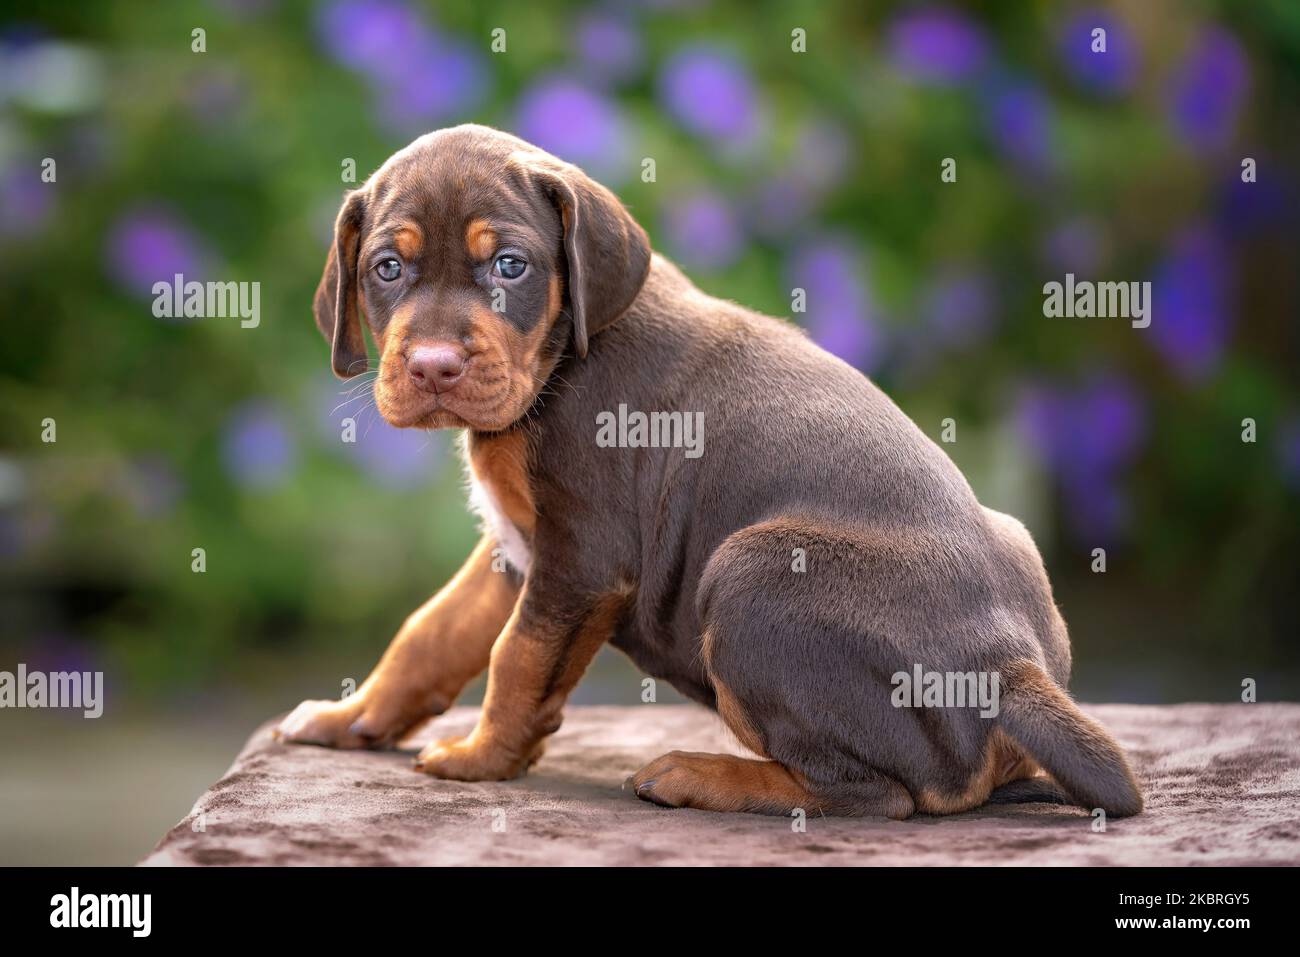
467,469,532,575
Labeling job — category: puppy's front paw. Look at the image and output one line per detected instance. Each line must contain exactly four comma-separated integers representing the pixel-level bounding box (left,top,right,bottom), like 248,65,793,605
275,697,387,749
413,734,539,781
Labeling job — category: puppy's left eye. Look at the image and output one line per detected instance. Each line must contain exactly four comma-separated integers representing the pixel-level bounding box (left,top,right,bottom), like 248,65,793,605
492,255,527,280
376,259,402,282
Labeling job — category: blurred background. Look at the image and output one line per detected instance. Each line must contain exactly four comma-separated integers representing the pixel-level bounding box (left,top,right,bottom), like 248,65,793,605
1,0,1298,864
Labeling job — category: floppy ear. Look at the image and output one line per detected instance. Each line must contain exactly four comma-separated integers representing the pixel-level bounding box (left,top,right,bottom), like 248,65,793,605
537,165,651,359
313,190,369,378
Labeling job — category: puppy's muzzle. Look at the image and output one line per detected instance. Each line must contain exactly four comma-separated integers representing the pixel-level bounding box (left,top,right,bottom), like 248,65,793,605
406,343,468,394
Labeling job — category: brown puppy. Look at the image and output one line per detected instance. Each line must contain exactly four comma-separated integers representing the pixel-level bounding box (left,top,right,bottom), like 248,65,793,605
277,124,1143,819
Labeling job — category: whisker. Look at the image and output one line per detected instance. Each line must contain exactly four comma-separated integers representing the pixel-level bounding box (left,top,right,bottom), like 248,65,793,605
330,390,377,417
338,373,379,396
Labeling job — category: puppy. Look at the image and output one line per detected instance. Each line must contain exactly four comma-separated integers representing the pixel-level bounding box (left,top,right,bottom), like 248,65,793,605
277,124,1143,818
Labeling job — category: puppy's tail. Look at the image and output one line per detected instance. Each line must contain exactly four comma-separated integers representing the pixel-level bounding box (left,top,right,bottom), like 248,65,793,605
996,659,1144,817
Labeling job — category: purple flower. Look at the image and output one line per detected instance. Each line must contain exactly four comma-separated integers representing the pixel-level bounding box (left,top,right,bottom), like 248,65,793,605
1,24,48,49
376,37,486,132
1167,27,1249,150
0,162,53,237
747,120,850,238
1058,11,1138,95
353,422,447,488
658,45,761,148
574,12,643,84
1042,218,1106,274
1150,227,1232,382
661,190,744,271
1017,374,1146,479
25,632,100,685
316,378,446,489
786,237,881,373
515,76,628,182
105,206,213,297
22,632,115,723
317,0,426,80
887,8,989,85
1015,374,1147,544
316,0,487,130
749,175,814,239
984,80,1055,173
1075,376,1147,474
221,401,297,489
1216,162,1299,238
1060,472,1132,545
922,268,996,347
1016,385,1067,470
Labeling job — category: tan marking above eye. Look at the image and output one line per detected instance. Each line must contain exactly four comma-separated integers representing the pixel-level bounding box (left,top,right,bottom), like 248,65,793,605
465,218,498,261
394,225,423,260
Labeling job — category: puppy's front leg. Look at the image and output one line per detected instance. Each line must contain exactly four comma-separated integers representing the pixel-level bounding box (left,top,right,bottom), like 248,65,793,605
414,586,630,781
276,536,519,748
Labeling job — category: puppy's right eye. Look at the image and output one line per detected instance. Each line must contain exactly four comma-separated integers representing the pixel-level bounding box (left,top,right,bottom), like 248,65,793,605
492,255,527,280
376,259,402,282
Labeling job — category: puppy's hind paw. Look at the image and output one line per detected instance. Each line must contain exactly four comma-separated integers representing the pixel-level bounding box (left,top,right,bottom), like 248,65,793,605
627,751,705,808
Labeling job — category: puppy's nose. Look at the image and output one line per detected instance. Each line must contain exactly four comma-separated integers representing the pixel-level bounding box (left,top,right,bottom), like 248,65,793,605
406,344,467,393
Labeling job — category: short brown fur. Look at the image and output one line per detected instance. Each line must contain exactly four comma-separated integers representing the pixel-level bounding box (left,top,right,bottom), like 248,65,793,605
288,124,1144,821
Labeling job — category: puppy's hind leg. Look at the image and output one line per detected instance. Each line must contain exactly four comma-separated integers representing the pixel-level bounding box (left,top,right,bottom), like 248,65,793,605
627,751,814,814
627,749,914,818
633,519,923,819
628,621,915,819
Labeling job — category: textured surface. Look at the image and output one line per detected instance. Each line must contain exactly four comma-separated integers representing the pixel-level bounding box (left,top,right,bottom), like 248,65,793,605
142,703,1300,866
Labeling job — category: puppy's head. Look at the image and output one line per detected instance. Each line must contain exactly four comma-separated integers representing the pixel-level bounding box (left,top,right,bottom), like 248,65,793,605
314,124,651,432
